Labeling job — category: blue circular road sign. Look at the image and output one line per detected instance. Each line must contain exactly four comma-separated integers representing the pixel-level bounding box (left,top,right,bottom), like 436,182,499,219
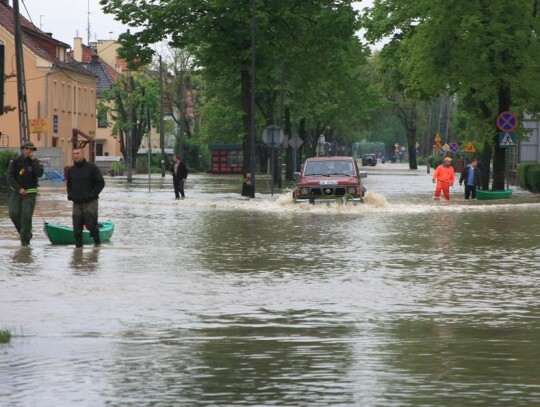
496,111,518,132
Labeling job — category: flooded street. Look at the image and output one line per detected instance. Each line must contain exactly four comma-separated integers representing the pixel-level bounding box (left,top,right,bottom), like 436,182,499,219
1,163,540,406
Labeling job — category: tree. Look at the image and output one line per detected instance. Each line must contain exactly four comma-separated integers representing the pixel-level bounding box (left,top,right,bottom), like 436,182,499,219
361,0,540,190
100,70,160,173
100,0,376,184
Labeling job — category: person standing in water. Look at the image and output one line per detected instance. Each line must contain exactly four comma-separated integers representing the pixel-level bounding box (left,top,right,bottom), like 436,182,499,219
432,157,455,201
459,158,482,200
66,147,105,248
170,155,188,199
7,142,44,246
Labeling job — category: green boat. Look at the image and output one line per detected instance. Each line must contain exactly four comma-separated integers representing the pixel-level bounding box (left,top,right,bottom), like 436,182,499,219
476,189,513,200
44,220,115,245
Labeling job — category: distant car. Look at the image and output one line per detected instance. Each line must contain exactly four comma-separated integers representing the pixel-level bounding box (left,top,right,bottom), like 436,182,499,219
362,154,377,167
293,156,367,204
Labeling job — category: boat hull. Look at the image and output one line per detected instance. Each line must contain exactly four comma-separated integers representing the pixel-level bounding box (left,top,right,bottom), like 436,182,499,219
476,189,513,200
44,221,115,245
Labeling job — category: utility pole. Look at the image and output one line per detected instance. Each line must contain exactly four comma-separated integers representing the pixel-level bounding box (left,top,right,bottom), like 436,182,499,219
159,55,166,177
249,0,256,198
13,0,30,145
126,68,133,183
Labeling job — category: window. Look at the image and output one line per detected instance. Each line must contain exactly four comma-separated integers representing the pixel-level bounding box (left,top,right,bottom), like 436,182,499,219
95,143,104,156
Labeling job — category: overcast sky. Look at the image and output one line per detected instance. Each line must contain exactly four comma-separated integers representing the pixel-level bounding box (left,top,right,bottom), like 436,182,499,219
19,0,374,49
20,0,127,46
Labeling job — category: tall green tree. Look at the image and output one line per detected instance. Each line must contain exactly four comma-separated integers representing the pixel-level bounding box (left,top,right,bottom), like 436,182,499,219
361,0,540,190
100,0,375,181
100,71,160,171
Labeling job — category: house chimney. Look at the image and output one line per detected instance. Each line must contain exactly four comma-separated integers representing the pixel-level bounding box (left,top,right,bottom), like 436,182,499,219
73,37,83,62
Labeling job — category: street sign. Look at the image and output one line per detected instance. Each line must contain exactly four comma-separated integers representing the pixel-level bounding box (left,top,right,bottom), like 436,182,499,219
262,125,285,147
449,143,459,153
29,118,49,133
288,135,303,149
496,111,519,132
463,142,476,153
434,132,442,142
499,132,516,148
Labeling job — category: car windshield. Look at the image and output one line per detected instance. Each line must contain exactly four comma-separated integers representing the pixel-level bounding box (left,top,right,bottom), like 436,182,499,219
304,160,355,176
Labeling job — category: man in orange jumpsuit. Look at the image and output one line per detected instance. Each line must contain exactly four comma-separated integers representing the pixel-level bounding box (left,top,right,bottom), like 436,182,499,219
432,157,455,200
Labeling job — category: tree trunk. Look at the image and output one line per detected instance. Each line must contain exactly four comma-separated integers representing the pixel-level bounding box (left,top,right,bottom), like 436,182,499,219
480,141,492,190
407,133,418,170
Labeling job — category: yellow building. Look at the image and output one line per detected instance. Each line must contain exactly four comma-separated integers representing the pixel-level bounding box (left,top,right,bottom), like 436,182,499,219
0,0,97,168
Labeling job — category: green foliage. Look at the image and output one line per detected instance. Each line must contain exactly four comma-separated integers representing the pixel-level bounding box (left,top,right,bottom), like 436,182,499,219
101,71,160,167
0,150,18,179
0,328,11,344
428,155,443,169
135,155,164,174
361,0,540,186
517,163,540,193
529,166,540,193
110,161,126,171
99,0,377,157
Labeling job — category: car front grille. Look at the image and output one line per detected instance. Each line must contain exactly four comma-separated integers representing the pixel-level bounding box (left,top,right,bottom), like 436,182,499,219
310,187,347,197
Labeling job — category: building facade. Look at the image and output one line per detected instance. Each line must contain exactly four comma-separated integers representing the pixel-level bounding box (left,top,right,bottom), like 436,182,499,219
0,0,97,169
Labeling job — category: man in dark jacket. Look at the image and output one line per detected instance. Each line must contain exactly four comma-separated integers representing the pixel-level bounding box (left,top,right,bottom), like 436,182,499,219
459,158,482,200
7,141,44,246
170,155,188,199
67,147,105,247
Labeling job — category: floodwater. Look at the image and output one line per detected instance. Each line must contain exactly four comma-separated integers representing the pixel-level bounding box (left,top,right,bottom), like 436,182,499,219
1,163,540,406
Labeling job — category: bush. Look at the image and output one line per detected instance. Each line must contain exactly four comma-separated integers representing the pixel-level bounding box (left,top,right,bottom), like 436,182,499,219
0,150,19,179
517,163,540,193
0,150,19,190
528,166,540,193
428,155,444,169
0,328,11,344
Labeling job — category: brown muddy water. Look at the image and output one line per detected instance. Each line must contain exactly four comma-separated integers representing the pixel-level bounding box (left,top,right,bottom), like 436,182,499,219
1,163,540,406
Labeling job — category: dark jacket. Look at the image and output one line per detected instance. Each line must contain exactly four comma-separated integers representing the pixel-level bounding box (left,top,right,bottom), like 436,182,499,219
170,162,188,182
7,155,44,192
67,159,105,204
459,164,481,187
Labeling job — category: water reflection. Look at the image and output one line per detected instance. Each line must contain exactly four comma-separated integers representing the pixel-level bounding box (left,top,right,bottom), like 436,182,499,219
2,170,540,406
107,311,357,406
69,248,100,273
9,247,34,266
379,319,540,405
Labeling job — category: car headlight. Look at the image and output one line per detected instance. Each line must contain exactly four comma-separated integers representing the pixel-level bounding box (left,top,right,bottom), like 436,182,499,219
301,187,309,195
347,186,356,194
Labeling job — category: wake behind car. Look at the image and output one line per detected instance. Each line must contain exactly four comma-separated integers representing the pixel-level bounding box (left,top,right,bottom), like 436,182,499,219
293,156,367,204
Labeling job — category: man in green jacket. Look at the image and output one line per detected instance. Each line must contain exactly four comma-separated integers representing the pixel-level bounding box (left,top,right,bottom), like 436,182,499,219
7,142,44,247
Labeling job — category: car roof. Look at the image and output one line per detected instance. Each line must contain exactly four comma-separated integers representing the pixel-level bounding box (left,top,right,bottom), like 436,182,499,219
305,156,355,162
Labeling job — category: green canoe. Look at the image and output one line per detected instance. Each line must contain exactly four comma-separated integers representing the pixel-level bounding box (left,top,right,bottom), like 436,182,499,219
476,189,513,200
44,220,115,245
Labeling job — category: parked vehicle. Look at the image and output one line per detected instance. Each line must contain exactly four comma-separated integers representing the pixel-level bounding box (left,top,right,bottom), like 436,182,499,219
362,154,377,166
293,157,367,204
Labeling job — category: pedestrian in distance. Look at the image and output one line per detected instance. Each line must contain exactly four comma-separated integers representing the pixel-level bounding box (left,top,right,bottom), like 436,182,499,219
432,157,455,201
66,147,105,248
7,141,44,247
170,155,188,199
459,158,482,200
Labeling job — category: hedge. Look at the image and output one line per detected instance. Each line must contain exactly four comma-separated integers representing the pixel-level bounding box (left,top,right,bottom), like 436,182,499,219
517,163,540,193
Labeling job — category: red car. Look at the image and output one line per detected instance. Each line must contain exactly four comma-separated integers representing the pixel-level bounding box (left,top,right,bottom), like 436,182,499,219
293,156,367,204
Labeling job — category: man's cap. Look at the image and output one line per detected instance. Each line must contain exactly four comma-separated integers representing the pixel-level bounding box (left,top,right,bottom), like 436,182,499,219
21,141,37,151
444,157,452,162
